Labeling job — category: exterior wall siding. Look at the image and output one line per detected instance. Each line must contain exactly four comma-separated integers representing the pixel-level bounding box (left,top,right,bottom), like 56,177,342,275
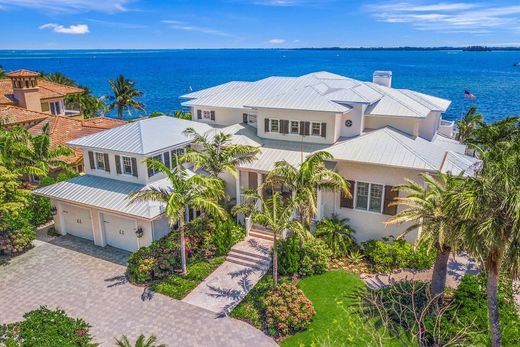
191,106,245,126
364,115,419,136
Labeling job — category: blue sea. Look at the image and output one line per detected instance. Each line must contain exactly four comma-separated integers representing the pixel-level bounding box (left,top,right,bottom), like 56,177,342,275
1,49,519,122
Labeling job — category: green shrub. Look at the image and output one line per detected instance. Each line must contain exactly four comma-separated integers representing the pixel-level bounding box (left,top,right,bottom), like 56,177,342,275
0,213,35,256
264,283,316,337
0,306,95,346
362,237,435,272
315,214,356,258
298,238,330,277
212,217,245,255
277,235,300,275
25,195,52,227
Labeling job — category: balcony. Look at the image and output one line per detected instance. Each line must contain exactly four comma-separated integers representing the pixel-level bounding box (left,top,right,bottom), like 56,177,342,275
438,119,455,138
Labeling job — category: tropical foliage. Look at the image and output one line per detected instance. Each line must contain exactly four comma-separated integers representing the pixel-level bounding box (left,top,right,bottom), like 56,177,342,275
129,156,226,275
262,151,349,225
115,335,165,347
105,74,145,119
456,106,483,144
314,214,356,257
182,128,259,178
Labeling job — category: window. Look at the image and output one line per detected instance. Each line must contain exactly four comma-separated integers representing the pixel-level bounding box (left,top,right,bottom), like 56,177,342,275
203,110,211,119
171,147,185,165
95,152,105,170
148,154,163,176
355,181,384,213
311,122,321,136
270,119,280,133
122,156,133,175
290,121,299,134
49,101,62,115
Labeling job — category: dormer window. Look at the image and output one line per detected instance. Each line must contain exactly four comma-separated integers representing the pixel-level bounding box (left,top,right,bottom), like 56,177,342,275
122,156,133,175
290,121,299,134
95,152,105,170
49,101,62,115
270,119,280,133
311,122,321,136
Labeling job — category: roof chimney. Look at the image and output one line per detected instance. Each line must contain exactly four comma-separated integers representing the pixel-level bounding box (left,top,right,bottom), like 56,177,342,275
372,71,392,88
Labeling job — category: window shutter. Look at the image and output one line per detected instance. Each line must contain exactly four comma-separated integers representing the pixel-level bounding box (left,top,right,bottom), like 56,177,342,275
197,109,202,119
321,122,327,138
147,161,154,178
280,120,288,134
299,121,305,135
383,185,399,215
115,155,122,175
163,151,171,169
265,118,270,132
131,158,138,177
210,110,215,121
243,113,248,124
340,180,355,209
304,121,310,136
103,153,110,172
88,151,95,170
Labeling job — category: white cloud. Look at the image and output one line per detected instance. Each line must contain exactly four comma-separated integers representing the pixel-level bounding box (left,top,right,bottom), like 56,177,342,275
252,0,332,6
0,0,128,13
269,38,286,44
366,2,520,33
39,23,89,34
161,20,232,37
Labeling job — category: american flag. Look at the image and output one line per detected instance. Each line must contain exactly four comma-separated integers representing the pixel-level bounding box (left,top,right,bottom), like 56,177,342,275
464,90,476,99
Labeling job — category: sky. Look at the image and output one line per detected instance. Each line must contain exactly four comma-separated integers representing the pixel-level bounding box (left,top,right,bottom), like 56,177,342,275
0,0,519,49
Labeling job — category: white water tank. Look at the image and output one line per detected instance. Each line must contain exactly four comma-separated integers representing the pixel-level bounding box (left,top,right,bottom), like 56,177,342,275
372,71,392,88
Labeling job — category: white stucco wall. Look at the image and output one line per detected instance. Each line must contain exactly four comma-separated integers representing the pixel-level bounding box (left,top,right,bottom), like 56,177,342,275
322,161,423,243
363,115,419,136
339,104,364,138
191,106,246,126
419,111,441,141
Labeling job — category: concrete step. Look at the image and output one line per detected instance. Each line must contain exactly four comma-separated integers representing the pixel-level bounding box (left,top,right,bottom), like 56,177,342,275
227,251,271,266
229,248,271,262
225,256,267,271
249,230,274,241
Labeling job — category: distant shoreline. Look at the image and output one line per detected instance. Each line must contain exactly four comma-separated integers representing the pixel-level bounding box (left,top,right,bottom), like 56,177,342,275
292,46,520,51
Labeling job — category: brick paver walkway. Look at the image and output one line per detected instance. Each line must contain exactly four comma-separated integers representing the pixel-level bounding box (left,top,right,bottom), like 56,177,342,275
0,236,276,347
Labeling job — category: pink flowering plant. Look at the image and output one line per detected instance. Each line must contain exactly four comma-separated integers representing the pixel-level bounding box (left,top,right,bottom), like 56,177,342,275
263,283,316,337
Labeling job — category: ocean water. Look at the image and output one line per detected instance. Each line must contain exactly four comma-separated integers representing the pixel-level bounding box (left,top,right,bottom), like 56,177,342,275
1,49,519,122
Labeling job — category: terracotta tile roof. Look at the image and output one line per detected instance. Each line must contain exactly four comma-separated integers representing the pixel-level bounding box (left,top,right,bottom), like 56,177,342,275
6,69,41,77
0,78,84,105
27,116,126,165
0,105,49,126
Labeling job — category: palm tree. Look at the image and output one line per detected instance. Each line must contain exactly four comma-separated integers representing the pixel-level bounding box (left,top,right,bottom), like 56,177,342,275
456,106,483,144
182,128,259,178
263,151,349,225
452,139,520,347
105,75,144,119
40,72,77,86
315,214,356,258
233,191,309,284
174,110,192,120
115,335,165,347
386,172,464,305
129,156,226,275
0,65,6,79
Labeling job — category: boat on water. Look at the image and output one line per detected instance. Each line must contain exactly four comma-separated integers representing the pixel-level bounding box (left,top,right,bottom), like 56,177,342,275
514,62,520,67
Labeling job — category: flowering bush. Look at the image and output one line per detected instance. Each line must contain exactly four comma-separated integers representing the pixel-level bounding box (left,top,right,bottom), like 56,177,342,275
263,283,316,337
0,214,35,256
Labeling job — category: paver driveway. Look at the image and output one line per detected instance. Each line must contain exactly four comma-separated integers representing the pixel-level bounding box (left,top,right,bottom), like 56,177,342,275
0,236,276,347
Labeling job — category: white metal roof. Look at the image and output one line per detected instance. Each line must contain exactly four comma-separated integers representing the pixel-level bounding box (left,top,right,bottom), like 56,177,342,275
33,175,168,219
181,71,451,118
67,116,212,155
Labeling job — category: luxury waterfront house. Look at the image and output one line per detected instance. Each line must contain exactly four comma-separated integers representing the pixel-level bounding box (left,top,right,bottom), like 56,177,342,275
35,71,480,252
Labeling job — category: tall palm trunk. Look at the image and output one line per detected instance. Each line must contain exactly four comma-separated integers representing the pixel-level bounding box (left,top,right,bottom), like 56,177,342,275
117,105,123,119
272,231,278,285
487,264,501,347
179,211,187,276
431,244,451,305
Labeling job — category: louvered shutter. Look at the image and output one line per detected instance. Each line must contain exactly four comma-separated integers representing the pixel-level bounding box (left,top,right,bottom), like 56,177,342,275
383,185,399,215
88,151,95,170
197,109,202,119
115,155,122,174
131,158,138,177
265,118,270,132
281,120,289,134
303,121,310,136
103,153,110,172
321,122,327,138
210,111,215,121
340,180,355,209
299,121,305,135
243,113,248,124
163,151,171,169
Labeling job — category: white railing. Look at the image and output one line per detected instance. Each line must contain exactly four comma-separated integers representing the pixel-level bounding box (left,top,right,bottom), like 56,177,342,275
438,119,455,138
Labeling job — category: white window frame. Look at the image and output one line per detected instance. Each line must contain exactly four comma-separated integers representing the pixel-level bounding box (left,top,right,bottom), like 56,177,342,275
290,121,300,135
353,180,385,214
270,119,280,133
49,101,62,115
202,110,212,120
311,121,322,137
94,152,105,170
122,156,133,176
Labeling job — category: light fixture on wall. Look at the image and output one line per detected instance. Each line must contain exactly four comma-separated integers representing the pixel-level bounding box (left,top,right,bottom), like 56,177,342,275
50,206,58,216
135,227,144,238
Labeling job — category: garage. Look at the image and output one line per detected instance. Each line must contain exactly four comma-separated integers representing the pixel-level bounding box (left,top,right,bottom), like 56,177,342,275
61,204,94,240
102,213,139,252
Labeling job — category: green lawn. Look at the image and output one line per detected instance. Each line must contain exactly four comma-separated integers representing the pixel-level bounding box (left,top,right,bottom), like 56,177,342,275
281,271,402,347
151,256,225,300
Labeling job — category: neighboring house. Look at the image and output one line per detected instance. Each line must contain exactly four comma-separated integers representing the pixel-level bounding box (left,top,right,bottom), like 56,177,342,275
34,117,212,251
0,69,83,118
181,71,479,242
35,71,480,252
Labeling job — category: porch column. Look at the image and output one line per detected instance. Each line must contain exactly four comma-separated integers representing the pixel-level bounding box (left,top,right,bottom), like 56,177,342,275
235,171,241,205
256,172,263,211
316,189,323,220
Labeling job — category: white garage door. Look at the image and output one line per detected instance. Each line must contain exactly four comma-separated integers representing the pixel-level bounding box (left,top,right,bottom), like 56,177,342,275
102,213,138,252
62,204,94,240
